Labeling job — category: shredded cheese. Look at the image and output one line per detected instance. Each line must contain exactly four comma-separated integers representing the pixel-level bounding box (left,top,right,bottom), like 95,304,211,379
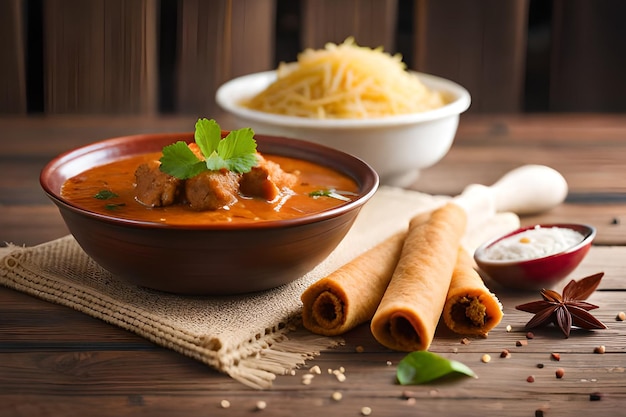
243,38,447,119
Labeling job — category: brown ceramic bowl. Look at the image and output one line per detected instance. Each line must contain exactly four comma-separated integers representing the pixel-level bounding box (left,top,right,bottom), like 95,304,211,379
40,132,378,295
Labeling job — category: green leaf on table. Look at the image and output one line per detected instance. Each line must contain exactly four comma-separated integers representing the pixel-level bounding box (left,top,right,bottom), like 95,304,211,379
160,118,258,179
396,351,477,385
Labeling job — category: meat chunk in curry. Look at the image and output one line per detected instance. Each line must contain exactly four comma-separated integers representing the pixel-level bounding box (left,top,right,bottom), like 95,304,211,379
185,169,240,210
134,160,182,207
239,154,299,201
134,151,299,211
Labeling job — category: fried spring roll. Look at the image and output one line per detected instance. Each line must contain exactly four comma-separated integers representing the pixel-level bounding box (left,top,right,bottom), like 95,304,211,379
300,231,407,336
443,247,503,336
370,203,467,351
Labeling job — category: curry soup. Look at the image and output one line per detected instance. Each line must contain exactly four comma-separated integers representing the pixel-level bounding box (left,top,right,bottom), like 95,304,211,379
61,152,360,225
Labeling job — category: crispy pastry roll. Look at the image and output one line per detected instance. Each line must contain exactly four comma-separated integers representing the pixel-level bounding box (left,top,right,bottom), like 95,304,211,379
300,231,407,336
443,247,503,336
370,203,467,351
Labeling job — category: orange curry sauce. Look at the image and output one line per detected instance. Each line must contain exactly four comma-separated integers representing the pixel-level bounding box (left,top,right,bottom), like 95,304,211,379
61,152,359,225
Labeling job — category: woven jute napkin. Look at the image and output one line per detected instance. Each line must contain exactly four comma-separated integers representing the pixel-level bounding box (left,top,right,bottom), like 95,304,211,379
0,186,518,389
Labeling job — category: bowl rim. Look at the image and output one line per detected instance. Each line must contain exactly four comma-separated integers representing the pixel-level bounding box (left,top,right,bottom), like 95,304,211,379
473,223,596,267
215,70,471,130
40,132,379,231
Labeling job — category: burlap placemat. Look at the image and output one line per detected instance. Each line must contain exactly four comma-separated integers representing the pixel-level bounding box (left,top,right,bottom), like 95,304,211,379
0,186,518,389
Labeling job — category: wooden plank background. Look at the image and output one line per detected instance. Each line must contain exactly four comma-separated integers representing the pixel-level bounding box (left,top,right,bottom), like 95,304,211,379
414,0,530,113
0,0,625,115
42,0,158,114
175,0,276,115
550,0,626,112
0,0,27,114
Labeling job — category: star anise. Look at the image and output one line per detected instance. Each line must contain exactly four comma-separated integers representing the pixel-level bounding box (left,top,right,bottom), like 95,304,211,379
515,272,608,337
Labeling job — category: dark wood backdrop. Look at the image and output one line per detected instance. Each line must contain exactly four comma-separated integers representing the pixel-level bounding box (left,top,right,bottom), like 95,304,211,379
2,0,626,116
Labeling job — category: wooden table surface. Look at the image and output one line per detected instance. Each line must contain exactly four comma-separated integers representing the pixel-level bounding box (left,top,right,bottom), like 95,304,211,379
1,114,625,417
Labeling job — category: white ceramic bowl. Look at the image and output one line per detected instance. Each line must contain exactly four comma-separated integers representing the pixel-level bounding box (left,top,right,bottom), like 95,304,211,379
216,70,471,186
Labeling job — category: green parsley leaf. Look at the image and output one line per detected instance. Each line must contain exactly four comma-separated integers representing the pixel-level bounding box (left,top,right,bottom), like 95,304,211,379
105,203,126,211
194,118,222,160
159,141,206,179
218,127,258,173
160,118,258,178
309,189,353,202
396,351,477,385
94,190,119,200
309,189,332,198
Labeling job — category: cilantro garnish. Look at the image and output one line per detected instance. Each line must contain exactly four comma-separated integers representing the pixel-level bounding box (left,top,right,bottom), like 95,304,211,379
105,203,126,211
159,118,258,179
94,190,119,200
309,189,354,202
94,190,124,210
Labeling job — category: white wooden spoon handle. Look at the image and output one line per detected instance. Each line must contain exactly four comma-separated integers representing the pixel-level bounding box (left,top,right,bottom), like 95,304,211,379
488,164,568,215
453,164,568,228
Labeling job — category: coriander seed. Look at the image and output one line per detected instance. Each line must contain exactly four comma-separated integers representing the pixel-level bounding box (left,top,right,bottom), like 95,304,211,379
555,368,565,379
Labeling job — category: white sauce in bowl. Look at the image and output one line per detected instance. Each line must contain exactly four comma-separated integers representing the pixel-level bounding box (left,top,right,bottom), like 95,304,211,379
481,226,586,262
